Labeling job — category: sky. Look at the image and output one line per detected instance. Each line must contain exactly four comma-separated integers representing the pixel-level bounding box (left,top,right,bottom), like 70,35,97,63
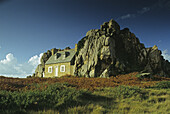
0,0,170,77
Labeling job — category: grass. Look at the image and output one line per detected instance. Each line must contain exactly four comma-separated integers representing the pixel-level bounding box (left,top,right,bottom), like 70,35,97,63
0,73,170,113
0,83,90,113
113,89,170,114
66,87,170,114
151,81,170,89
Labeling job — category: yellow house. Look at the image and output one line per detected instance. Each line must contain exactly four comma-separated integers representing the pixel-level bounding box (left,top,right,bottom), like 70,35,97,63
44,48,76,78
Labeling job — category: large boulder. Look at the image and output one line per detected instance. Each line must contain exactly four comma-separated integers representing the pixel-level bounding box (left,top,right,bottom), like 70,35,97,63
74,19,170,77
34,48,58,77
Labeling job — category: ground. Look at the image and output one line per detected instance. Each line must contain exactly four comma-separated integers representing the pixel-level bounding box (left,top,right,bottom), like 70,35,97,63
0,72,170,114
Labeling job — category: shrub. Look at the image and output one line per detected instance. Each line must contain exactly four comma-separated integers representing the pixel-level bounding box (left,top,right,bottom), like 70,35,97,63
0,72,169,92
152,81,170,89
0,83,88,111
113,86,142,99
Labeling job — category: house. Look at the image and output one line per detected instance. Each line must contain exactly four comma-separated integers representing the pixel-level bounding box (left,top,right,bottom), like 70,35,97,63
44,45,77,77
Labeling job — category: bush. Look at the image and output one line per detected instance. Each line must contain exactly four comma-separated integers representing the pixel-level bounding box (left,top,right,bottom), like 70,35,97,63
152,81,170,89
113,86,142,99
0,83,88,111
95,86,143,99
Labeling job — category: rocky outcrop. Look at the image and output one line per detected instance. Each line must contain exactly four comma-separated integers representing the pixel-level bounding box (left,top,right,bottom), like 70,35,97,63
34,48,57,77
74,19,170,77
34,19,170,78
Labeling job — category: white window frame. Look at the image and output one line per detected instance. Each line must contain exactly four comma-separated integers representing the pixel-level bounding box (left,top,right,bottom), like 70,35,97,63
48,66,53,73
60,65,65,72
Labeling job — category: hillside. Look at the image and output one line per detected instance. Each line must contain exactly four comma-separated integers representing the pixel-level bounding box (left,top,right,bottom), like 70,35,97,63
0,74,170,113
0,72,170,91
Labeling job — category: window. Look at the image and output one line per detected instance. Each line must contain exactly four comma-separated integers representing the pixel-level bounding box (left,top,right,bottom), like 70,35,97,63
60,65,65,72
57,53,61,59
48,66,53,73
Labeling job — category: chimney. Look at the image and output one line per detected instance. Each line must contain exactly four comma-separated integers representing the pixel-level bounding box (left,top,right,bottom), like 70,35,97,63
51,48,57,55
75,44,77,52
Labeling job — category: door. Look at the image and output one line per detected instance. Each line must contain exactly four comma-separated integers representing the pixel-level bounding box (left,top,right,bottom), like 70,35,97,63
55,66,58,76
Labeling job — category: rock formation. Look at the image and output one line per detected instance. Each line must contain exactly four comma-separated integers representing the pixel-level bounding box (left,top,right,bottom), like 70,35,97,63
34,19,170,78
34,48,57,77
74,19,170,77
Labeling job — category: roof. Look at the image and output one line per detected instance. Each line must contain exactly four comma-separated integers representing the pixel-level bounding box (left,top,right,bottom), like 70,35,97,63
45,49,76,65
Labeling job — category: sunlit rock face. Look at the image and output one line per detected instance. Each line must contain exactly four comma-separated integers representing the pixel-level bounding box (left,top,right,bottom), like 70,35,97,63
74,19,170,78
34,19,170,78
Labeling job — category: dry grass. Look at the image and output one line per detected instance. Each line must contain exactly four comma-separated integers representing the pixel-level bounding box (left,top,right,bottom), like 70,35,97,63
0,72,170,91
0,73,170,114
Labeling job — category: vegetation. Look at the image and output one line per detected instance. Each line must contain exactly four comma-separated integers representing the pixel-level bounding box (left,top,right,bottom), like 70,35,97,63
0,73,170,113
0,83,88,113
151,81,170,89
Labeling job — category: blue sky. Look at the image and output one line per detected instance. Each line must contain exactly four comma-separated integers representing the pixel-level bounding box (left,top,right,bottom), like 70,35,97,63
0,0,170,77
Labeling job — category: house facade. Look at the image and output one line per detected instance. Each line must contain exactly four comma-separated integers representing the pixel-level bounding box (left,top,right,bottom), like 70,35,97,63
44,47,76,77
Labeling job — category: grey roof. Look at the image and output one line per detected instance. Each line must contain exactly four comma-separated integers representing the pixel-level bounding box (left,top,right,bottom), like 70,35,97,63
45,49,76,65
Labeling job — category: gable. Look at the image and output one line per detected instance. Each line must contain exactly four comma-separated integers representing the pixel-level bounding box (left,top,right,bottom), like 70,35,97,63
45,49,76,65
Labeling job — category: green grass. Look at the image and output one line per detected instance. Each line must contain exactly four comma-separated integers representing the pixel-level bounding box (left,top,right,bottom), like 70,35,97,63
0,83,90,113
111,89,170,114
0,83,170,114
151,81,170,89
66,86,170,114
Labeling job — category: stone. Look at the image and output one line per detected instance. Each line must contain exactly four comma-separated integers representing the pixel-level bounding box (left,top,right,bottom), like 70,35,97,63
136,73,151,78
74,19,170,77
100,46,110,60
34,48,59,77
100,68,109,78
152,45,158,50
89,69,95,77
86,29,98,37
35,64,44,77
105,37,110,46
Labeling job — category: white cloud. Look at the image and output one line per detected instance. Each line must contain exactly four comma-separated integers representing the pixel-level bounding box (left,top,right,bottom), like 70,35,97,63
117,7,150,20
28,53,43,66
0,53,17,64
120,14,135,20
138,7,150,14
162,49,170,62
156,0,170,9
0,53,43,78
117,14,134,20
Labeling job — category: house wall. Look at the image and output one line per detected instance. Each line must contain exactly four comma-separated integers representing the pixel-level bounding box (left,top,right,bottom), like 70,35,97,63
44,62,74,78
